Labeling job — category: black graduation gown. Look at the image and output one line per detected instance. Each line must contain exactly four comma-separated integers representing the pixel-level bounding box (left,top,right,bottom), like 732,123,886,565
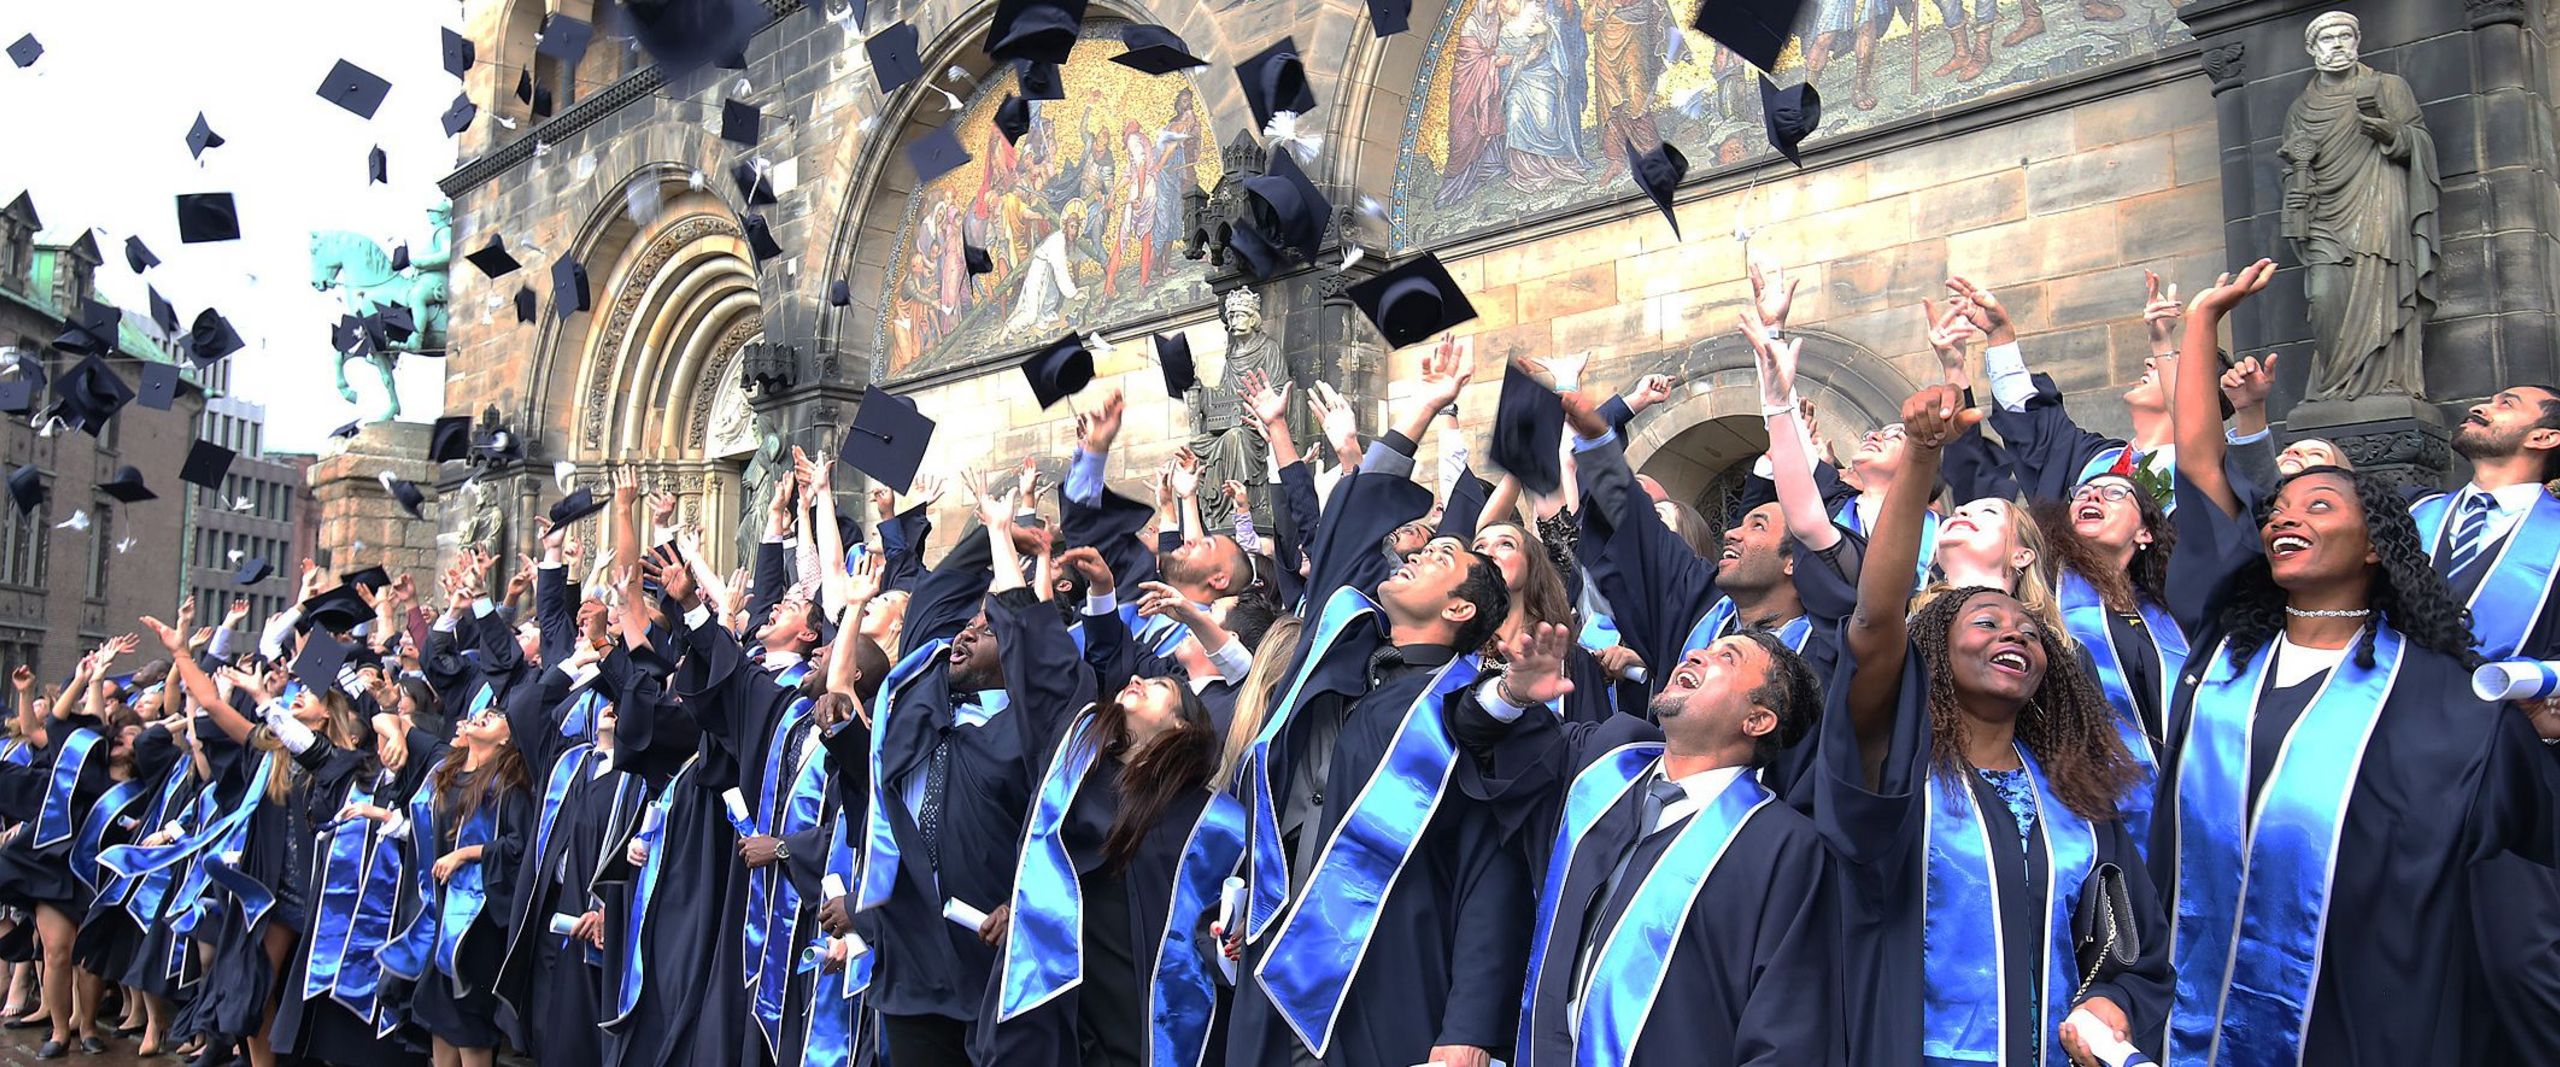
1223,442,1534,1066
1817,641,2172,1067
107,729,203,999
503,749,644,1067
2152,471,2560,1065
1983,372,2127,504
0,715,112,911
1465,703,1845,1066
407,777,534,1049
271,728,444,1067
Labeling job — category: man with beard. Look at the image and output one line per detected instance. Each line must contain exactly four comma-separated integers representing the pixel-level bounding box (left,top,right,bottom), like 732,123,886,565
2418,384,2560,1063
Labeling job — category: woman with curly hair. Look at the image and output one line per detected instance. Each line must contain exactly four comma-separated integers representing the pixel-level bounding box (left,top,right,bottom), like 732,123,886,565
1824,383,2171,1067
374,699,532,1067
2157,261,2560,1066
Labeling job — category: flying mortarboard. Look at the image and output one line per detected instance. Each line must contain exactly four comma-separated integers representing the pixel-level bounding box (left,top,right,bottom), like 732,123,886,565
147,287,178,335
1155,333,1194,396
464,236,521,278
622,0,762,76
866,22,926,95
368,145,387,183
315,59,392,120
742,213,784,262
1014,58,1064,101
963,243,993,276
441,27,476,78
1368,0,1413,37
53,298,120,354
0,380,30,415
1112,25,1206,74
1489,361,1564,494
233,557,274,585
720,98,762,146
186,113,225,159
175,193,239,243
535,14,594,64
838,387,936,494
51,354,136,434
299,585,371,637
124,236,157,273
983,0,1085,65
548,487,607,527
429,415,472,463
1759,75,1820,166
514,68,535,105
136,363,180,411
907,127,970,186
828,279,852,306
375,305,416,344
995,94,1032,143
551,255,590,318
1346,252,1477,349
514,286,537,323
379,473,426,517
328,420,362,441
1693,0,1809,74
1244,149,1331,261
1627,139,1688,236
98,466,155,503
440,93,478,136
332,314,372,357
187,308,242,364
1019,334,1093,409
1235,38,1317,130
729,159,777,205
6,34,39,68
389,242,410,271
6,466,41,515
342,566,391,594
180,440,236,489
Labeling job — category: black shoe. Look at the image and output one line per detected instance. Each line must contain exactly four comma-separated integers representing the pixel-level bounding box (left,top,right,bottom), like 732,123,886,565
4,1012,46,1029
78,1035,106,1054
33,1038,67,1060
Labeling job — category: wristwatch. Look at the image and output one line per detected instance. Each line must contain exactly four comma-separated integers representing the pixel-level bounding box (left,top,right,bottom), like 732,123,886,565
773,840,793,862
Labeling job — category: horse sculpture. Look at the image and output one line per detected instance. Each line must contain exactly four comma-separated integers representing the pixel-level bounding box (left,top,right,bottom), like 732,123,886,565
310,222,449,422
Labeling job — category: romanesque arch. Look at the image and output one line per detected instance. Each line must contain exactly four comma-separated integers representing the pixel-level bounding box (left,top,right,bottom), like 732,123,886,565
1620,329,1919,520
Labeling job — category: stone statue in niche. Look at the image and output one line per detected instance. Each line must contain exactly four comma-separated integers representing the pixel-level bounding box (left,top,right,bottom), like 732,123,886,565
736,412,786,562
462,478,505,561
2280,11,2440,402
1185,288,1279,529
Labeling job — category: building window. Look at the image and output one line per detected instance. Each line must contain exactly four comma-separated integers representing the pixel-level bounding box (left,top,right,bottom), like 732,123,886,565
85,500,109,598
0,502,45,588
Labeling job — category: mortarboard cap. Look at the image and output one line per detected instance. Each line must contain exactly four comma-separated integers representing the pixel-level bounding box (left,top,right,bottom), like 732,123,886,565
298,585,370,636
124,236,157,273
389,243,410,271
6,466,41,515
186,113,225,159
440,93,478,136
514,286,537,323
342,566,391,594
1346,252,1477,349
1369,0,1413,36
333,314,373,356
328,420,362,441
175,193,239,243
293,628,358,689
187,308,242,364
995,94,1032,143
828,279,852,306
464,236,520,278
1015,59,1064,101
964,243,993,276
729,159,778,205
622,0,762,76
548,487,607,527
1489,361,1564,494
368,145,387,183
136,363,180,411
866,22,925,94
1156,333,1194,396
1244,149,1331,260
1019,334,1093,408
430,415,472,463
1693,0,1808,74
1235,38,1317,130
1627,139,1687,236
147,287,178,335
742,213,784,262
376,305,416,344
1759,75,1820,166
380,474,426,517
551,255,590,318
535,86,557,117
720,98,762,146
54,298,120,355
514,68,534,105
6,34,39,68
441,27,476,78
315,59,392,120
838,387,936,494
535,14,594,64
1112,25,1206,74
0,380,30,416
984,0,1085,65
233,557,274,585
907,127,970,186
180,440,236,489
52,353,136,433
98,466,155,503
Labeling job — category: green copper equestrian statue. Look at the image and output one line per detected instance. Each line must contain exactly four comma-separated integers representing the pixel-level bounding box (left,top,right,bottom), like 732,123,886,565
310,199,453,421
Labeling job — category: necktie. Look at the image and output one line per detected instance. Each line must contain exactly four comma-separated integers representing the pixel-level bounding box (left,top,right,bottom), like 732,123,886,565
1576,777,1694,994
1366,646,1407,687
918,729,952,867
2448,491,2494,576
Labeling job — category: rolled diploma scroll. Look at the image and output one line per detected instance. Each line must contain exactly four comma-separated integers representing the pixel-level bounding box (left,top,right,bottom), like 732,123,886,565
822,873,848,901
640,802,666,836
2060,1008,2156,1067
943,898,991,931
548,913,581,937
1213,876,1246,984
721,787,754,833
2473,660,2560,702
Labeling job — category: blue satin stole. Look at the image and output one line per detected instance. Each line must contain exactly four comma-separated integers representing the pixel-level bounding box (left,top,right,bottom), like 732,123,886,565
103,757,273,938
1150,793,1246,1067
1838,498,1940,587
98,765,194,911
1516,745,1775,1067
1253,636,1482,1056
375,780,500,988
1,737,31,766
1922,748,2095,1067
799,814,871,1067
2057,570,2187,849
2169,629,2399,1067
609,755,696,1024
302,772,405,1028
33,728,101,849
750,731,830,1052
70,778,146,892
559,688,605,741
2413,490,2560,659
1681,598,1817,660
856,639,949,912
1239,588,1384,944
744,663,814,1000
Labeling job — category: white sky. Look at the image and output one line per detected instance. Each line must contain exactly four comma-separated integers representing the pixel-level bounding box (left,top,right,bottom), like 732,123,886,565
0,2,466,453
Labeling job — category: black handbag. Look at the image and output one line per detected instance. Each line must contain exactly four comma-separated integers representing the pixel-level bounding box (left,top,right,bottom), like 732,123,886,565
2071,862,2140,1000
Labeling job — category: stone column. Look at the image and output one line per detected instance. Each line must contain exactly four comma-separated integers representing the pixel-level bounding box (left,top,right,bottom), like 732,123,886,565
307,421,442,591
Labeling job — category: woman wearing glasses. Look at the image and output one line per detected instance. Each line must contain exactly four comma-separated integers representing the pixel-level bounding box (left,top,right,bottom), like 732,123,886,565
2031,464,2184,849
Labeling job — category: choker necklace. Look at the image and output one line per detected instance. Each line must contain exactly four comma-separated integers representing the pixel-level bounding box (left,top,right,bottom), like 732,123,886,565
2284,605,2372,618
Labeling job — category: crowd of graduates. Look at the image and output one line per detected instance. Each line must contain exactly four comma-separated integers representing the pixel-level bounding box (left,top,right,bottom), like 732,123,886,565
0,255,2554,1067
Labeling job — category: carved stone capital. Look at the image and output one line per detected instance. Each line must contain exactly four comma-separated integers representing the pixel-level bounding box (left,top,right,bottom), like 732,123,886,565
2200,41,2247,95
2464,0,2526,29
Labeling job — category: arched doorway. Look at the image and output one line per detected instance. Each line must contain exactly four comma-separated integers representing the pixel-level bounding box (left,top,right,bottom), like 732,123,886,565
1637,415,1767,537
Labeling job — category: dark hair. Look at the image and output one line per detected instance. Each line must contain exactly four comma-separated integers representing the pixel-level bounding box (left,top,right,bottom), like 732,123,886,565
2032,477,2174,613
1221,595,1282,655
1080,683,1219,874
2219,467,2482,671
2523,384,2560,480
1737,630,1821,767
1657,500,1716,559
848,634,892,706
399,676,443,737
1448,549,1511,656
1478,522,1574,641
1910,587,2139,823
430,739,531,833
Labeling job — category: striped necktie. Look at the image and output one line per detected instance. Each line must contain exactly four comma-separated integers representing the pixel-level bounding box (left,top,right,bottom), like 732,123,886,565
2447,491,2495,576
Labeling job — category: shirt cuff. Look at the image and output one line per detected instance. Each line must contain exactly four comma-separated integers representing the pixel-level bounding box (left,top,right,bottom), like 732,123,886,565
682,604,714,631
1572,429,1619,453
1082,590,1118,617
471,597,495,619
1474,677,1530,722
1982,342,2034,413
2227,426,2272,445
563,661,602,690
383,814,411,842
1207,637,1253,685
539,561,564,572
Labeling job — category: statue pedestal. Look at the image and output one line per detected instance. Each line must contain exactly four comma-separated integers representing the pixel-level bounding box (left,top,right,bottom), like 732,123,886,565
2284,395,2451,495
307,422,443,588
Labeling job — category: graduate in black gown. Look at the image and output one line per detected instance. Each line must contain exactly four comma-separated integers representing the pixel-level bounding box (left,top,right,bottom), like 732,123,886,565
1461,614,1844,1066
0,648,117,1058
2155,262,2560,1065
1823,383,2172,1067
386,698,533,1067
1223,344,1532,1067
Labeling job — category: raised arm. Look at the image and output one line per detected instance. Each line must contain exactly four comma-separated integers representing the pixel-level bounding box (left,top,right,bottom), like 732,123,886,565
611,465,641,575
1240,371,1298,469
1744,311,1845,551
827,553,882,703
2172,260,2279,518
1844,386,1977,769
10,666,37,749
805,450,853,618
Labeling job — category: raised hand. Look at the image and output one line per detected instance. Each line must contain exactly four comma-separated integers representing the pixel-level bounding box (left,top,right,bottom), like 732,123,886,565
1944,276,2013,344
611,464,640,496
1747,251,1799,330
2192,258,2279,317
1057,546,1115,592
1923,297,1983,369
2220,351,2280,412
2142,270,2183,348
296,557,327,602
1168,450,1202,500
1135,581,1208,626
1238,370,1290,426
507,555,537,601
1013,457,1040,510
1899,384,1981,450
224,598,252,629
10,666,32,693
139,616,186,654
1311,380,1359,460
1222,480,1250,510
959,468,1013,530
1739,311,1803,410
1083,387,1126,454
869,486,896,517
648,489,679,527
1496,622,1577,706
1627,372,1676,413
845,551,883,605
1416,337,1473,413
